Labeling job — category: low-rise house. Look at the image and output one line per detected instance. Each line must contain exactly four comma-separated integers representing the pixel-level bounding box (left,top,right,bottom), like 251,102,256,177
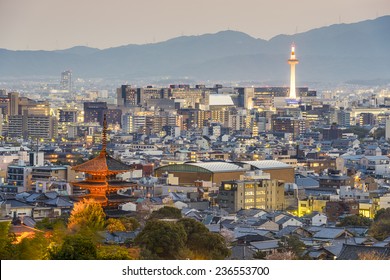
0,199,34,218
276,215,303,229
228,244,256,260
275,226,313,239
303,212,327,226
253,219,279,231
311,227,354,241
250,240,280,254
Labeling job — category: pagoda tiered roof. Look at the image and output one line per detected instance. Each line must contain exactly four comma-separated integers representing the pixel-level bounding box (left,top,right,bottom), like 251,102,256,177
72,151,130,176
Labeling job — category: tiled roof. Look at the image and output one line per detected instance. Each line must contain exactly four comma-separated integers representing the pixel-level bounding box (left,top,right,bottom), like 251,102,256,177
313,228,350,239
338,244,390,260
45,197,73,207
250,240,280,250
72,151,130,174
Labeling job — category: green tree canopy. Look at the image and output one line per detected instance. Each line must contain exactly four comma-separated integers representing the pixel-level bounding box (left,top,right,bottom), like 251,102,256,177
149,206,182,220
279,236,308,260
14,232,49,260
134,220,187,259
97,245,133,260
49,234,97,260
106,218,126,233
178,218,230,260
370,208,390,241
120,217,140,231
0,222,16,259
338,215,372,227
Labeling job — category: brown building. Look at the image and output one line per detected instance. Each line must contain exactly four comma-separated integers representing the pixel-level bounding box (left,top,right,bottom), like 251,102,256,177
325,200,359,222
303,158,337,174
319,170,353,188
240,160,295,183
154,162,246,186
271,116,300,138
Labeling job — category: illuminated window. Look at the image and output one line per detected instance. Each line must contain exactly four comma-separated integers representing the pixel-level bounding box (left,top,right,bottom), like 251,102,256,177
224,184,231,190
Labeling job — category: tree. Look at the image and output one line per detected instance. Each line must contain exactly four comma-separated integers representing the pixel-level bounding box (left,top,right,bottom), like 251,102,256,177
177,218,230,260
134,220,187,259
97,245,133,260
343,126,370,139
374,208,390,222
220,228,235,244
106,218,126,233
372,128,385,140
49,234,97,260
358,251,389,260
36,217,67,231
149,206,182,220
120,217,140,231
277,236,307,260
266,251,296,260
338,215,372,227
68,199,106,232
0,222,16,259
14,232,50,260
253,251,267,259
370,208,390,241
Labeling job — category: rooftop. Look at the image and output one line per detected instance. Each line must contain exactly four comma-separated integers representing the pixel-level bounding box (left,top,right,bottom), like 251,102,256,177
209,94,234,106
187,162,246,173
242,160,292,170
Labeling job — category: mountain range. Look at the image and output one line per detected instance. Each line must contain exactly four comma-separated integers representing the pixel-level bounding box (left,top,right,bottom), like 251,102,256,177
1,16,389,83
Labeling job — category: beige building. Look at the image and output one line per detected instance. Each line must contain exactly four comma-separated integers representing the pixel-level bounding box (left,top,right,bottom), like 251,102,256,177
218,179,285,213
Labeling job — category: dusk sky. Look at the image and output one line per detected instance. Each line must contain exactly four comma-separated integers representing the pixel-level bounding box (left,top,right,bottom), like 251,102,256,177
1,0,389,50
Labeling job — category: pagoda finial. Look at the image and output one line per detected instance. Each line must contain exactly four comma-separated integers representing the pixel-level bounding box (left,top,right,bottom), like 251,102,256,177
101,114,107,154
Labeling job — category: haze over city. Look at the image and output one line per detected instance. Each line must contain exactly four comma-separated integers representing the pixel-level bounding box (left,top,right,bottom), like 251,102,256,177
1,0,389,50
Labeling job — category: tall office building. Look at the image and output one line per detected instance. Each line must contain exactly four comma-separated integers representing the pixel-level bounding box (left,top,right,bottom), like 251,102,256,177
59,108,78,123
117,85,139,107
60,70,72,92
8,98,57,140
84,102,108,124
8,92,19,116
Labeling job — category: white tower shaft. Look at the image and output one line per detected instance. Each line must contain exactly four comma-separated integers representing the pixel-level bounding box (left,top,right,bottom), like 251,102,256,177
288,45,299,100
290,63,296,99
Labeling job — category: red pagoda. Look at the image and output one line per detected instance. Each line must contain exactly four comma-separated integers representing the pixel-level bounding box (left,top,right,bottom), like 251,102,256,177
72,115,135,207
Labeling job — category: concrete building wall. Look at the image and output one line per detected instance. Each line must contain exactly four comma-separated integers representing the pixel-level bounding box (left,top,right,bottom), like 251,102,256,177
262,168,295,183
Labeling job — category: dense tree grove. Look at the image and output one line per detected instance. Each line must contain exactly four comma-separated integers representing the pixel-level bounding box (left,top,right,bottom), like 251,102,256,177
0,199,136,260
149,206,182,220
135,218,230,260
338,215,372,227
370,208,390,240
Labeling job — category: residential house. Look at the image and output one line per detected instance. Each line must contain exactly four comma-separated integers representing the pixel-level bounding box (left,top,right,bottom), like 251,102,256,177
303,212,328,226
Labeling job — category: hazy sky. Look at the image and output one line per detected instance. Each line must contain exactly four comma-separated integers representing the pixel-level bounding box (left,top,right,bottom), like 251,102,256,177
1,0,389,50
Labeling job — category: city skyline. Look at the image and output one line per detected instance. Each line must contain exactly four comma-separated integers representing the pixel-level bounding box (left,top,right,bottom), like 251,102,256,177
0,0,389,50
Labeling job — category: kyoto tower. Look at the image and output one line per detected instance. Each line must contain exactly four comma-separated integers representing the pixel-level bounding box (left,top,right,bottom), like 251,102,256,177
288,44,299,99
